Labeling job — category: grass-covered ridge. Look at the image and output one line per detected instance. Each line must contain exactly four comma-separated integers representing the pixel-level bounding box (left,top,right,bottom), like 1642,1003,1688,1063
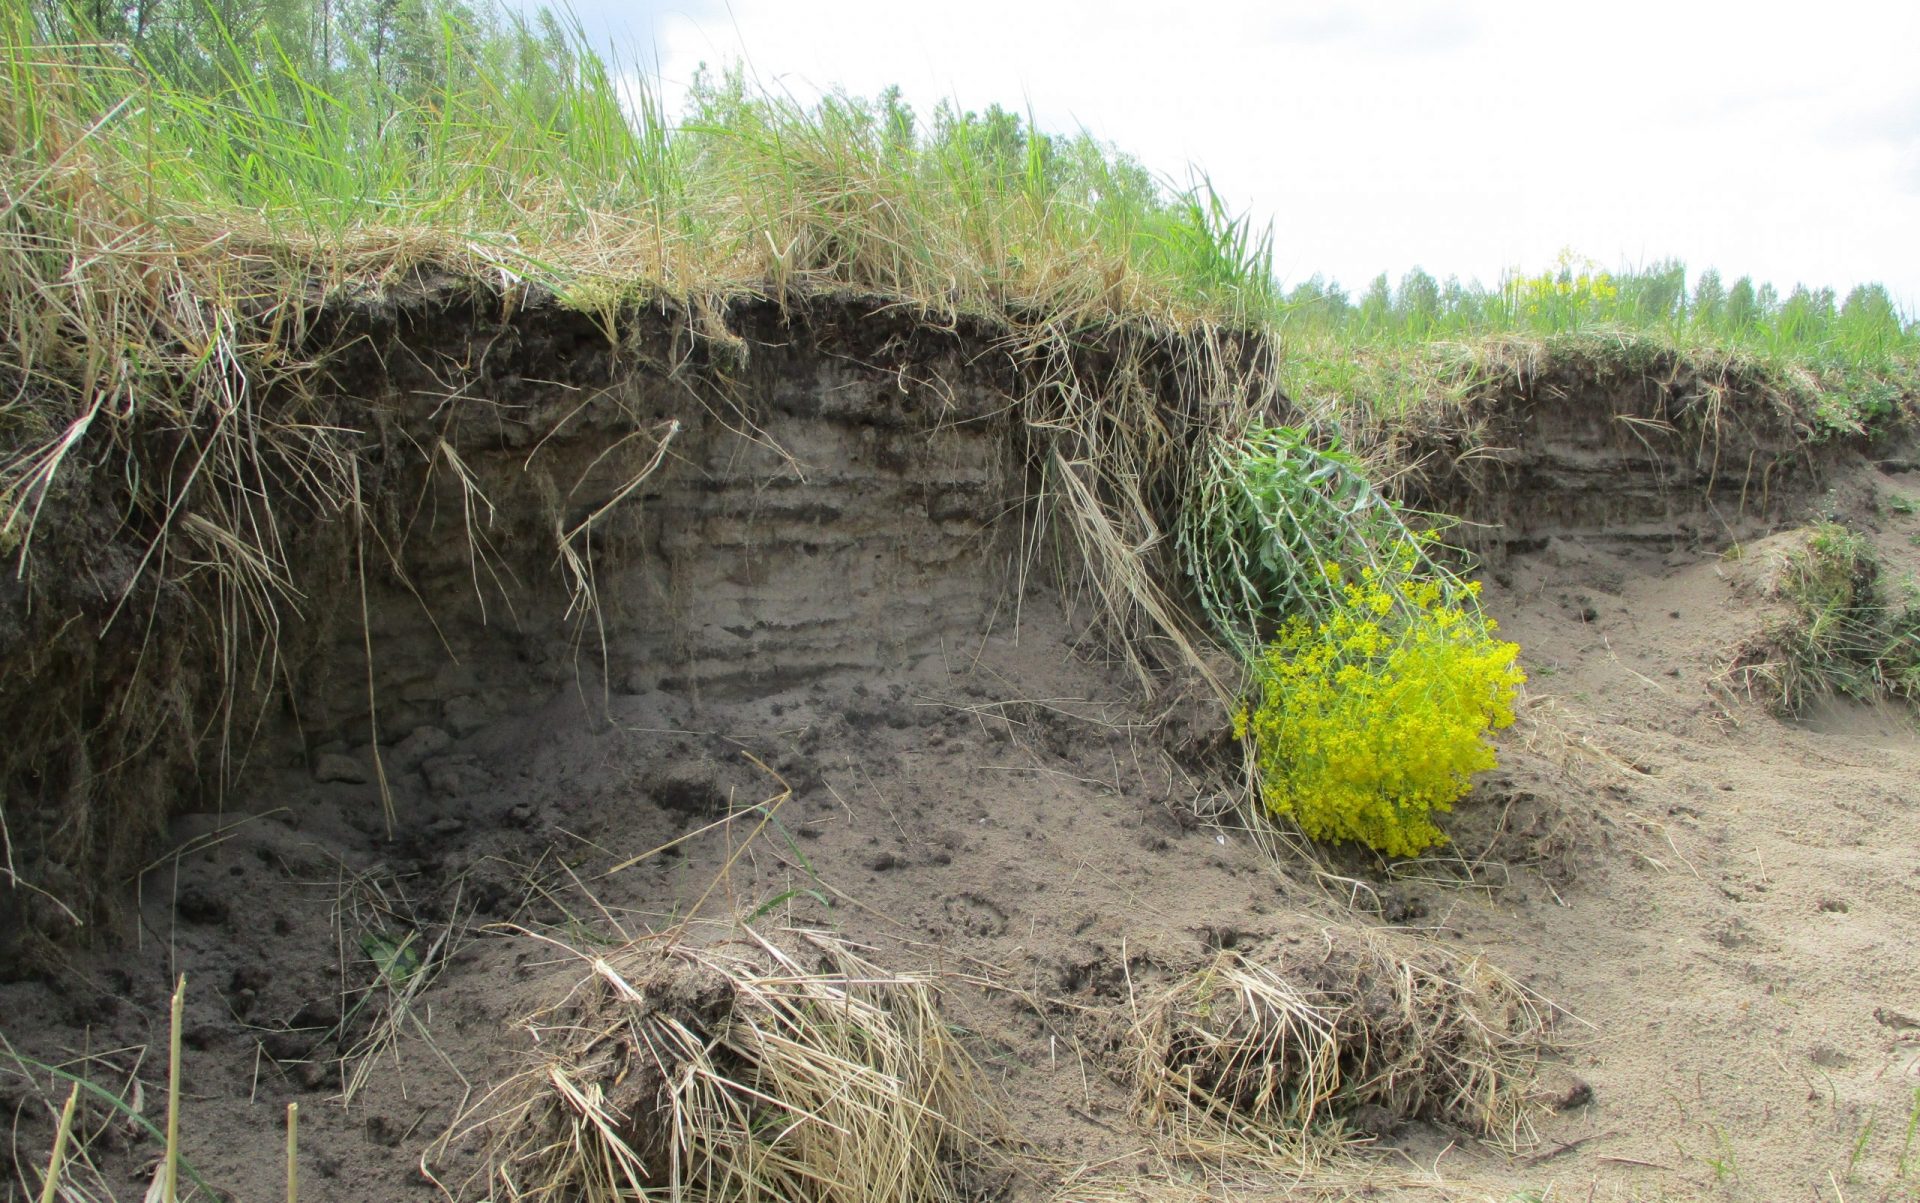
5,0,1916,412
2,0,1273,326
1275,254,1920,431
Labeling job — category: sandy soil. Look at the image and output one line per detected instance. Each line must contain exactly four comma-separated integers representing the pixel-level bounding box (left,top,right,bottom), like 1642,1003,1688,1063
4,457,1919,1202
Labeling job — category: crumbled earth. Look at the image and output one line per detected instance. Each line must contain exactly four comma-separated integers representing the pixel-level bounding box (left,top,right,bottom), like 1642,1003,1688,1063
5,378,1920,1201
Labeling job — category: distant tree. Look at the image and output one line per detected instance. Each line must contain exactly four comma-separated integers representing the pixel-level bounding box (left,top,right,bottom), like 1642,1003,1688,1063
929,100,1032,193
1440,275,1479,329
1284,274,1351,325
1726,276,1759,331
1775,284,1838,348
1397,267,1441,335
878,84,915,157
1357,272,1391,332
1623,259,1687,326
1838,283,1903,357
1692,268,1726,330
1841,283,1899,327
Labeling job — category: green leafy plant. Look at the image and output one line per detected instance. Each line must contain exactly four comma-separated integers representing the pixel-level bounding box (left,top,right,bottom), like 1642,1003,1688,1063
1179,424,1452,656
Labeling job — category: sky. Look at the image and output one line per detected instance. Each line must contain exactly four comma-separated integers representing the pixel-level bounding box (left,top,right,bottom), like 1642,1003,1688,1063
518,0,1920,313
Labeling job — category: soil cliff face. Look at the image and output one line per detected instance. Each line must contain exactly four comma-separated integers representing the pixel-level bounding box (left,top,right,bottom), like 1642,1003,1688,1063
285,292,1025,748
0,291,1877,948
1394,346,1846,559
6,284,1260,949
6,290,1920,1203
0,289,1047,945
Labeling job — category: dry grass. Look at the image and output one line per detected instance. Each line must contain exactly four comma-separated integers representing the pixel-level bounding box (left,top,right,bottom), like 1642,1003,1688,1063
1130,925,1552,1161
443,923,998,1203
1023,323,1278,707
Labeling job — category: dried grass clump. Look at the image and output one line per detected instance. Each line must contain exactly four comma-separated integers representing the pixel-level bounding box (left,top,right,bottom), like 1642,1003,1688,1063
1723,524,1920,715
1130,926,1550,1158
465,926,994,1203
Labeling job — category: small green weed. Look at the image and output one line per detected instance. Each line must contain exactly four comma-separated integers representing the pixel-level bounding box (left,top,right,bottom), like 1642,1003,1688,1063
1900,1086,1920,1180
1847,1110,1877,1182
746,802,832,920
1706,1124,1740,1182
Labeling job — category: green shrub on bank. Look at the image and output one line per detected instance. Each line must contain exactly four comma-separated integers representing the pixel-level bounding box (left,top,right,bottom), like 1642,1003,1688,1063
1189,426,1524,857
1180,425,1430,656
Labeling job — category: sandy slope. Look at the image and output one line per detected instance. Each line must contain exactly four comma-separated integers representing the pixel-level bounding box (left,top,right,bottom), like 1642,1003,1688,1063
1411,491,1920,1202
5,465,1920,1203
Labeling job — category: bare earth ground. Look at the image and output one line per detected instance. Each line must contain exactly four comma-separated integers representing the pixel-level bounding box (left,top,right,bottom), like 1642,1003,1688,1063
4,464,1920,1202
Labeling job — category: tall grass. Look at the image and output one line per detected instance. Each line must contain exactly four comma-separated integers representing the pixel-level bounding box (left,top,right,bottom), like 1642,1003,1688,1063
0,1,1273,325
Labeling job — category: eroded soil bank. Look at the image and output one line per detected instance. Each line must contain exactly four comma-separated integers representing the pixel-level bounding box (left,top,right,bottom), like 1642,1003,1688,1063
3,290,1916,1202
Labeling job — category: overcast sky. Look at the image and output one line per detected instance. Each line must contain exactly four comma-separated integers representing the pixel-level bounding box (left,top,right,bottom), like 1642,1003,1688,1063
524,0,1920,313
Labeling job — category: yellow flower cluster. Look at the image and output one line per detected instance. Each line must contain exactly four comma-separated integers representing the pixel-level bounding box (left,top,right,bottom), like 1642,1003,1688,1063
1505,251,1619,322
1235,565,1524,857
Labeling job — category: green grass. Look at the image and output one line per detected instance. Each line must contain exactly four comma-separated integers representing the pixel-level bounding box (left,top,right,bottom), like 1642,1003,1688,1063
1748,524,1920,712
0,1,1273,331
4,0,1915,462
7,5,1912,362
1284,252,1916,363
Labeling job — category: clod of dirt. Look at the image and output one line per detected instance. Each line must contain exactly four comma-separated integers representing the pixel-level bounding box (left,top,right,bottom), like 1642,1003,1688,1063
647,764,730,816
313,752,369,784
1131,926,1552,1155
1875,1006,1920,1033
463,926,995,1203
392,725,453,768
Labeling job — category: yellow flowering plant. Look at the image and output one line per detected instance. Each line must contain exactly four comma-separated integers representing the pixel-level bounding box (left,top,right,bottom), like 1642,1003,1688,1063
1235,562,1524,857
1184,423,1525,856
1500,249,1619,332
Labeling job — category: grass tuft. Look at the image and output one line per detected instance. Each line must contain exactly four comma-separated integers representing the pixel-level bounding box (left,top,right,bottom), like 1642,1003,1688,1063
1729,524,1920,713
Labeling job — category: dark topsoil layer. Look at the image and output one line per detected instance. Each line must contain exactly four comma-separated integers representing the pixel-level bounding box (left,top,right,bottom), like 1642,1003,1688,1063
0,285,1903,1200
